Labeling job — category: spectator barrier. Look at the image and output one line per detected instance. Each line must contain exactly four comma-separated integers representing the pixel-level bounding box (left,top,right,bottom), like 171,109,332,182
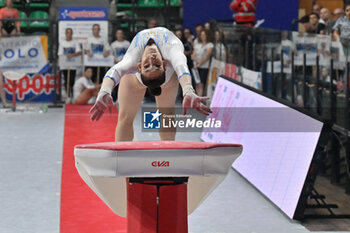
208,22,350,202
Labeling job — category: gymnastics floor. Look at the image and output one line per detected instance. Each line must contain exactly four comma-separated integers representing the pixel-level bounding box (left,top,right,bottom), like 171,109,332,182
0,104,347,233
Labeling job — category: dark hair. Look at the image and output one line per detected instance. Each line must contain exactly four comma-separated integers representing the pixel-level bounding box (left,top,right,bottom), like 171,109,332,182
313,3,322,9
84,67,93,72
175,28,187,44
309,12,320,19
215,29,225,42
140,72,166,96
92,24,100,29
198,29,213,43
299,15,310,23
65,28,73,33
184,27,192,34
195,24,203,29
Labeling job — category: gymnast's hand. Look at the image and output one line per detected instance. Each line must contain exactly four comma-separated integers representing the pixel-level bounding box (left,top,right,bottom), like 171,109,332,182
182,85,212,116
89,87,114,121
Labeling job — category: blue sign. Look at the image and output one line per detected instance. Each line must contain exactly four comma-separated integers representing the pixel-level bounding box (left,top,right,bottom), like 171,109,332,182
59,7,108,21
143,110,161,129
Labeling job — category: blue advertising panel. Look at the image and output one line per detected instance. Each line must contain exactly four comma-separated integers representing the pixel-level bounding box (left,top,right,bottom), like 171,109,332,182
183,0,232,35
59,7,108,21
183,0,299,32
256,0,299,31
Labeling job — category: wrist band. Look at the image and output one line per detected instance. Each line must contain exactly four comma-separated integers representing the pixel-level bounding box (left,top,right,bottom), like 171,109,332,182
103,76,117,86
175,64,190,79
182,84,195,97
178,72,191,80
99,86,112,95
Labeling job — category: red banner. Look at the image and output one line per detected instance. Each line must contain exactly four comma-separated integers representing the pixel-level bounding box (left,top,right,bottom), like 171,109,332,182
4,74,58,101
224,63,238,81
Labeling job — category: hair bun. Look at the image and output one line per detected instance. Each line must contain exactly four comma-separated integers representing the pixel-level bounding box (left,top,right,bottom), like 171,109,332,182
148,87,162,96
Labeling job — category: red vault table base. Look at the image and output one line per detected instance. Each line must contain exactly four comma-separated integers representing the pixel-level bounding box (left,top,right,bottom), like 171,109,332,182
127,177,188,233
74,141,243,233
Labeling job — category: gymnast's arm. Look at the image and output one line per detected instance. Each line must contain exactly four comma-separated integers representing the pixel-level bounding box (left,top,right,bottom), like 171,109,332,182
167,45,192,89
98,33,141,92
168,45,212,115
101,53,136,90
89,45,140,121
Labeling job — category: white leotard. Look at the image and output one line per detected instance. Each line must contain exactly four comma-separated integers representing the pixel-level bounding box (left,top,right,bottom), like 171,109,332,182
104,27,190,87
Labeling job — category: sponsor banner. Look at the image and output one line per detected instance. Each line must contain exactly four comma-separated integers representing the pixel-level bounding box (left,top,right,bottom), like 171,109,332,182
207,58,226,99
0,36,48,74
3,71,56,102
280,38,295,65
331,37,346,70
292,31,304,66
59,7,108,21
83,54,114,67
292,32,318,66
317,34,331,67
304,34,318,66
224,63,239,81
58,20,108,45
241,67,262,90
292,32,336,67
59,54,82,69
266,61,292,74
58,7,108,46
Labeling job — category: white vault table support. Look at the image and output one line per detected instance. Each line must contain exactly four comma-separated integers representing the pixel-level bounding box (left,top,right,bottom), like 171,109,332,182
74,141,243,218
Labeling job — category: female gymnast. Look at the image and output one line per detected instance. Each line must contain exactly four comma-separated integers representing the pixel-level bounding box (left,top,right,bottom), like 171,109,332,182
89,27,211,141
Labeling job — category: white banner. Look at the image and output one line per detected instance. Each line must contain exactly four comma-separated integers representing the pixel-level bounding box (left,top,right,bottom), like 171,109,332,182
267,61,292,74
331,37,346,70
304,34,318,66
317,34,331,67
83,54,114,67
292,32,318,66
59,55,82,69
292,32,304,66
207,58,226,99
191,68,201,84
58,20,108,45
292,32,336,67
241,67,262,90
0,36,48,73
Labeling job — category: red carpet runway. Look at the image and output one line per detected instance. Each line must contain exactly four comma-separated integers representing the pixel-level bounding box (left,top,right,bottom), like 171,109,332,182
60,105,126,233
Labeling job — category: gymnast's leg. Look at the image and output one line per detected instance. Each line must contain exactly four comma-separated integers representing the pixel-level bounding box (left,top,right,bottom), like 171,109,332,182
73,88,96,105
155,72,178,141
115,74,146,141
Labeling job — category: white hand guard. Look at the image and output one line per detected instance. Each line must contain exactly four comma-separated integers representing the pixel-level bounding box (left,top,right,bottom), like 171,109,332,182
89,86,114,121
182,84,212,115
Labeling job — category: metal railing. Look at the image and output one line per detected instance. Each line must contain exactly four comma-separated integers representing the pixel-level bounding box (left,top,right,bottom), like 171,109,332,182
212,21,350,194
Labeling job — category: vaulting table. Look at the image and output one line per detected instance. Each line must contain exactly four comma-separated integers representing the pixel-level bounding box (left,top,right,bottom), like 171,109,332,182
74,141,243,233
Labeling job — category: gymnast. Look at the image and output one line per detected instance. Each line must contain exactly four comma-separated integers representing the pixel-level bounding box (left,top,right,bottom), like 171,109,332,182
89,27,211,141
